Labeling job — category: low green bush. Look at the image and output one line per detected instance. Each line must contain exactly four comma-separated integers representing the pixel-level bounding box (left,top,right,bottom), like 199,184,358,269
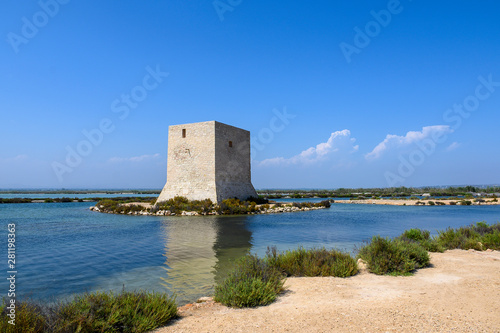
97,199,145,215
0,290,177,333
437,226,482,250
214,255,284,308
0,300,47,333
398,229,444,252
265,246,357,277
291,200,331,209
246,196,269,204
215,246,357,308
436,222,500,250
357,236,430,276
156,196,213,215
0,198,33,203
401,228,430,241
217,198,255,214
482,232,500,250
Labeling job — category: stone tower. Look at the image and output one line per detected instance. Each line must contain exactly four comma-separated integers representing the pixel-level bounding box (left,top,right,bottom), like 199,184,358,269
156,121,257,204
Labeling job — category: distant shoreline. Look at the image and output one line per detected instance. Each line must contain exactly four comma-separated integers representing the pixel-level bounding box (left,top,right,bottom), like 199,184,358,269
334,198,499,206
2,197,499,207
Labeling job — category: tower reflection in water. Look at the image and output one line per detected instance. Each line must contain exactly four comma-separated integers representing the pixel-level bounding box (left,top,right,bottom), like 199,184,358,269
160,215,252,304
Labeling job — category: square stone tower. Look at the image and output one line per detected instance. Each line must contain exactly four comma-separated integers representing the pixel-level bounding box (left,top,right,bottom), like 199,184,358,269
156,121,258,204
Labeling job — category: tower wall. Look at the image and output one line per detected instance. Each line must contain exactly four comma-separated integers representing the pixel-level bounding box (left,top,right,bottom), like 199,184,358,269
214,122,257,202
156,121,257,204
156,122,217,203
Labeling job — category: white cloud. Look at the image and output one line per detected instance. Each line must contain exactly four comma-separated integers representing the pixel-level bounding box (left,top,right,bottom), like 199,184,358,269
258,129,358,167
446,142,461,151
0,154,28,162
365,125,453,160
108,153,161,163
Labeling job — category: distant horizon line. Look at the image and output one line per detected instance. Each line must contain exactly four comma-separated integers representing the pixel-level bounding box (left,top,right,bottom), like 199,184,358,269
0,184,499,192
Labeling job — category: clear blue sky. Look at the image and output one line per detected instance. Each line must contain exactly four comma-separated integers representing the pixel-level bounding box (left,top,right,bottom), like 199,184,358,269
1,1,499,189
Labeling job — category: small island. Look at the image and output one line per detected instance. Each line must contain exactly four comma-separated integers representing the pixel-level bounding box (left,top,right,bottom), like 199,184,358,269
90,196,331,216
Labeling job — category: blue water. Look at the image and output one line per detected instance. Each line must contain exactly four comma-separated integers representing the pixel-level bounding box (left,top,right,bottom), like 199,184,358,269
0,201,499,305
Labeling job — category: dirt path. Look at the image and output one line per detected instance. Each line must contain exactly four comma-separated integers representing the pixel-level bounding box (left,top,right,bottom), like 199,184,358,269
154,249,500,332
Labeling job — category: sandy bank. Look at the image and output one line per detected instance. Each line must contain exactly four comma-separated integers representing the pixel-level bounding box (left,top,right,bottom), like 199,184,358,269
154,249,500,332
335,198,499,206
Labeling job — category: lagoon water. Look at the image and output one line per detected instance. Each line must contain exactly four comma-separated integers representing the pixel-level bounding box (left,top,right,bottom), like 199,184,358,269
1,199,499,305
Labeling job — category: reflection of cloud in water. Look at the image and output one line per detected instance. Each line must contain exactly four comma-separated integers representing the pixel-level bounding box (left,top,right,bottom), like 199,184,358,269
161,216,252,304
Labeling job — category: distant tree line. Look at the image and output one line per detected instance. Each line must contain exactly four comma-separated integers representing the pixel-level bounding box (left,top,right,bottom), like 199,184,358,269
257,186,500,199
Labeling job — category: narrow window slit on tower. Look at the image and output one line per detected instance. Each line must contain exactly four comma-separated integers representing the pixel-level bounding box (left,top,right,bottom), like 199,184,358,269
229,141,233,147
182,129,186,138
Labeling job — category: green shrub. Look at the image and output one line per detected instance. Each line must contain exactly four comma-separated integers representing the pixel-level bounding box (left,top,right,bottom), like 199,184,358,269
215,246,357,308
401,228,430,242
472,221,500,235
96,199,146,215
56,291,177,332
246,196,269,205
437,226,482,250
437,222,500,251
460,200,472,206
357,236,430,276
265,246,357,277
0,291,177,333
318,200,331,208
427,201,435,206
398,229,444,252
291,200,330,209
156,196,213,215
400,240,431,269
260,204,270,211
218,198,251,214
481,231,500,250
214,255,284,308
0,300,47,333
97,199,119,211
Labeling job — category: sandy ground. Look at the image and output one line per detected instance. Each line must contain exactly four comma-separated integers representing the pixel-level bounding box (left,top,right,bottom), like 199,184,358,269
335,199,499,206
154,250,500,333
